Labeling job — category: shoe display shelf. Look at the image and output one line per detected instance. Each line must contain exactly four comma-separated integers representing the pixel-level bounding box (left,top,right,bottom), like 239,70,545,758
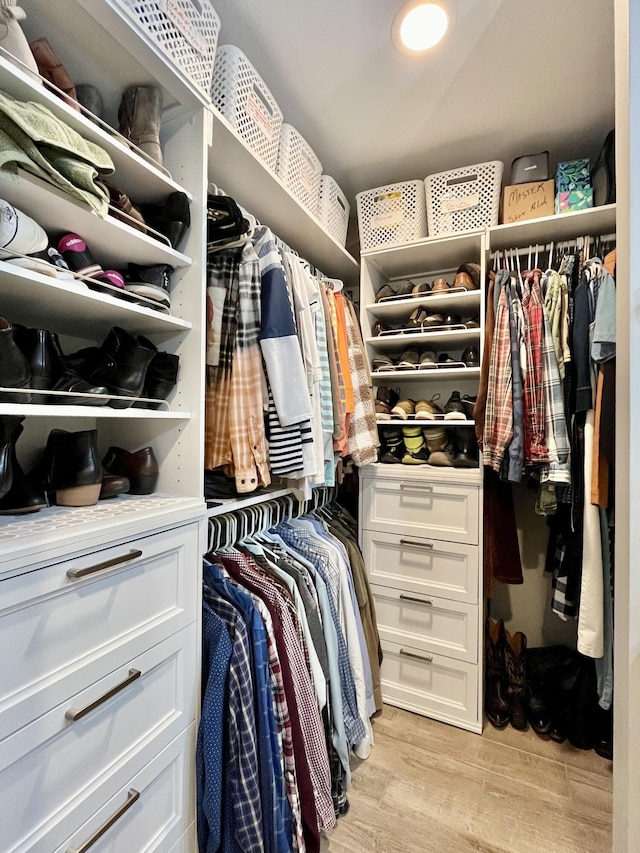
359,228,486,734
0,8,208,851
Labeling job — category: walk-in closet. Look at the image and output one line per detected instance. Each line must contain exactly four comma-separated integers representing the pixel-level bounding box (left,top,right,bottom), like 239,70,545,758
0,0,637,851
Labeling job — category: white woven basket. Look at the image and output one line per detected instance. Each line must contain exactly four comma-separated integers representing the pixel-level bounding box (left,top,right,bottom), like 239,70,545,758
425,160,503,235
276,124,322,214
318,175,350,246
356,180,427,251
113,0,220,97
211,45,283,170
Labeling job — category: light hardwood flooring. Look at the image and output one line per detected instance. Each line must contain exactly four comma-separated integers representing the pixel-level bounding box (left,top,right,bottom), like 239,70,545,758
321,704,612,853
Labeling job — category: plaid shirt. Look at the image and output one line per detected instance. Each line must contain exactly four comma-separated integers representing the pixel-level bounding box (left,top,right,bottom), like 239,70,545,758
202,589,264,853
539,309,571,485
522,271,549,463
345,299,379,467
483,271,513,471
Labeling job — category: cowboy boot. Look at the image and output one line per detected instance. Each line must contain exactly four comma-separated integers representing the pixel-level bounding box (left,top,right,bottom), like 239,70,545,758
505,628,528,730
0,1,39,80
118,85,163,167
485,618,509,729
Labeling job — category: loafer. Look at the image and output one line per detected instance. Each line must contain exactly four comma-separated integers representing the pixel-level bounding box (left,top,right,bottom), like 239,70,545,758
371,320,392,337
398,348,419,369
412,281,431,296
407,307,428,328
444,390,467,420
102,445,159,495
99,473,130,500
422,313,444,328
462,346,480,367
419,349,438,368
437,352,456,366
441,312,462,328
396,281,415,296
431,277,450,293
390,398,415,419
415,395,443,419
454,262,481,290
375,399,393,419
465,316,480,329
375,284,396,302
377,386,400,409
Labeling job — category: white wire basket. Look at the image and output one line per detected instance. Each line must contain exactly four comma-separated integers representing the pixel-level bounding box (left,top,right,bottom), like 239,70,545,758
211,45,283,170
356,180,427,251
276,124,322,215
318,175,350,246
425,160,503,235
113,0,220,98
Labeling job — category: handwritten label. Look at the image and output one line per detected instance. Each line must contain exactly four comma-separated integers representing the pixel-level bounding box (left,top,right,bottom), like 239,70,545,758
502,180,555,224
245,90,274,139
441,193,480,214
162,0,207,54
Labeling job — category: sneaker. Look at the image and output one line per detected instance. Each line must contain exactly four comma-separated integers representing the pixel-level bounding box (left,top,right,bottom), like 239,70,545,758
401,426,429,464
398,348,419,369
379,426,404,463
428,441,456,466
419,349,438,368
422,426,449,454
375,399,392,419
415,395,443,419
462,346,480,367
0,199,47,258
444,390,467,420
461,394,477,420
372,353,397,372
123,263,173,308
391,398,415,419
437,353,456,366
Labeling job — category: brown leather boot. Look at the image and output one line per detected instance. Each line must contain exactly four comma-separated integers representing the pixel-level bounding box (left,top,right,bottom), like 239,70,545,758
505,628,528,730
29,37,80,110
485,618,509,729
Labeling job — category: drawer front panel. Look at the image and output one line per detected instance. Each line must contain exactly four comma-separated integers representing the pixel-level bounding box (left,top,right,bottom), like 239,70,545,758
0,525,198,741
380,638,480,730
1,626,196,852
363,530,479,603
362,477,479,544
372,585,478,663
54,726,195,853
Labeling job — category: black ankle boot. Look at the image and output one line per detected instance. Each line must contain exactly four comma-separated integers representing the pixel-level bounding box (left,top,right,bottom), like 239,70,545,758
12,325,63,402
0,422,47,514
452,426,479,468
31,429,101,506
0,415,23,500
0,317,31,402
134,350,179,408
140,192,190,250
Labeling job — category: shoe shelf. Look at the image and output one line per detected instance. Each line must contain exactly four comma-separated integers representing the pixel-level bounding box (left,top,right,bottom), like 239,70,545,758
0,170,191,270
206,107,359,286
0,403,190,420
207,487,297,519
376,418,476,427
0,261,191,340
0,54,192,206
488,203,617,250
366,328,480,351
362,461,482,481
367,290,481,323
371,367,481,383
361,230,484,280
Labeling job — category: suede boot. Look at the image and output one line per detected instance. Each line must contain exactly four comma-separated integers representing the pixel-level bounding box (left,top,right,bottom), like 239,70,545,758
485,618,510,729
0,316,31,402
505,628,528,730
76,84,103,120
0,1,39,79
0,421,46,513
118,85,163,167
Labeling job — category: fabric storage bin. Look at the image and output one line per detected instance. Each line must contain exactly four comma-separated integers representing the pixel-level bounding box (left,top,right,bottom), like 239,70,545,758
356,180,427,251
211,45,283,170
318,175,350,246
276,124,322,214
113,0,220,97
425,161,503,235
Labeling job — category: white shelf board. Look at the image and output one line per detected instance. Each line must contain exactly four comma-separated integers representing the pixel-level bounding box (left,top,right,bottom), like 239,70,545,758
0,403,190,419
489,204,616,250
207,487,297,518
0,260,191,340
376,418,476,427
206,106,359,285
0,170,191,270
361,230,484,280
367,290,481,323
367,328,481,351
0,54,192,205
372,367,481,382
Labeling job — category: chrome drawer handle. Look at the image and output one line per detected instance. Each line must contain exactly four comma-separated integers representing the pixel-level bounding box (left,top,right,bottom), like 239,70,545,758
399,483,433,492
65,789,140,853
65,669,142,722
400,539,434,549
400,594,433,606
399,648,434,663
66,549,143,580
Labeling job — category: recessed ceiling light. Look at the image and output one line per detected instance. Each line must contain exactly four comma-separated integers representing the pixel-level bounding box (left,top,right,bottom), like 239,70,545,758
392,1,450,54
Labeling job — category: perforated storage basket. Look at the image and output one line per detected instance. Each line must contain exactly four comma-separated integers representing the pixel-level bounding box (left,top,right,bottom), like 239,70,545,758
356,180,427,251
113,0,220,98
318,175,350,246
276,124,322,214
425,160,503,235
211,45,283,170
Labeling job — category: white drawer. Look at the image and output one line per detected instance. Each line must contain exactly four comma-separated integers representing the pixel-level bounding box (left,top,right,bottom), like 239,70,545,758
1,625,196,853
54,726,195,853
362,476,479,544
380,638,481,732
0,524,198,742
363,530,479,603
371,584,478,663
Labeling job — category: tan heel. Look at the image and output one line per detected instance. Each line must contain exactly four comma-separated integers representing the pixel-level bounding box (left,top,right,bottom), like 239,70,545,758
55,483,101,507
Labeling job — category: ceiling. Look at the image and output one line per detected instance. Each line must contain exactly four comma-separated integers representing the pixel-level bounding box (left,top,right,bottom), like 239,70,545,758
211,0,615,226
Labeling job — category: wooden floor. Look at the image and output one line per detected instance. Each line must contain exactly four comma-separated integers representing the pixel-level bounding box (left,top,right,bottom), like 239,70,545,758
322,704,612,853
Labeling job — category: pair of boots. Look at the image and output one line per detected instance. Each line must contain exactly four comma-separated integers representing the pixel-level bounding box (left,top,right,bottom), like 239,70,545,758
485,618,528,730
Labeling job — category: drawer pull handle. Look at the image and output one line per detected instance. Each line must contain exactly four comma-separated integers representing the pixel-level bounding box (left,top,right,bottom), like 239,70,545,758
65,669,142,722
400,594,433,606
399,483,433,492
66,549,143,580
400,539,434,549
400,648,434,663
65,788,140,853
